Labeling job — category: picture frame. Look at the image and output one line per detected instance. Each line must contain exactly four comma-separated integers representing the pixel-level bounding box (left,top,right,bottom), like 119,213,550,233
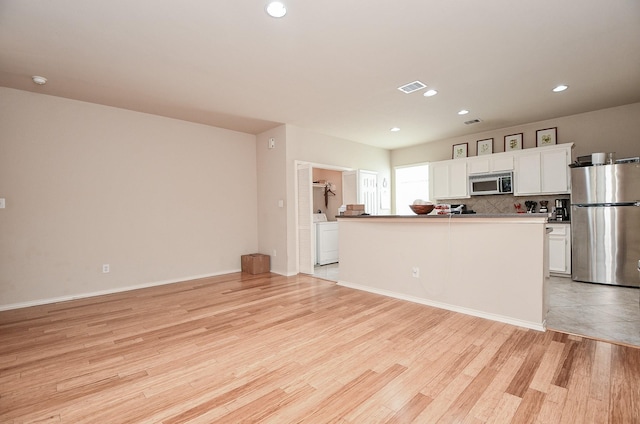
476,138,493,156
536,127,557,147
452,142,468,159
504,133,523,151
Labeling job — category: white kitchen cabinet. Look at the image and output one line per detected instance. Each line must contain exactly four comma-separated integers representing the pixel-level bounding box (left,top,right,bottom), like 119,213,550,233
515,144,572,196
492,154,515,172
431,159,469,200
541,148,570,193
515,152,541,194
548,223,571,275
468,152,515,175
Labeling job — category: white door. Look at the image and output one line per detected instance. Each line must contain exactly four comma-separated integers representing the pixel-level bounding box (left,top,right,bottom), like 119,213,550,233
358,170,378,215
297,163,314,274
341,170,377,214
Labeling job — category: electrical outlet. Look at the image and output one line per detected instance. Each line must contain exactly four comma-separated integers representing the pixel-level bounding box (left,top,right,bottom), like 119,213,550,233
412,267,419,278
273,249,277,257
102,264,110,273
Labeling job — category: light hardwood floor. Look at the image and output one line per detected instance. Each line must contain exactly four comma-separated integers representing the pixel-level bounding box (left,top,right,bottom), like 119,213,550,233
1,272,639,423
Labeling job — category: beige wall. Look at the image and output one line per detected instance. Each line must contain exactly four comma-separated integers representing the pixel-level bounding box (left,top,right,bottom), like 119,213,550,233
338,217,548,330
0,88,259,308
392,102,640,166
256,126,288,275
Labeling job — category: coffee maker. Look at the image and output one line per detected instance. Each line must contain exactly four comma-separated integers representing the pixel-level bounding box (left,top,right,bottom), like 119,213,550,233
555,199,569,221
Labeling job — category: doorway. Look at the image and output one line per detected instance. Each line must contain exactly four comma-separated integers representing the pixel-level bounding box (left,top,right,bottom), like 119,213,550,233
295,161,354,276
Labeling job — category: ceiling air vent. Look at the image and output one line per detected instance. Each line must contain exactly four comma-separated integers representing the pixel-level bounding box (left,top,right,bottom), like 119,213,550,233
464,118,482,125
397,80,426,94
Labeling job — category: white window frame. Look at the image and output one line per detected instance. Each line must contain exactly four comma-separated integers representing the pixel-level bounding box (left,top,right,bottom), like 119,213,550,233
394,163,430,215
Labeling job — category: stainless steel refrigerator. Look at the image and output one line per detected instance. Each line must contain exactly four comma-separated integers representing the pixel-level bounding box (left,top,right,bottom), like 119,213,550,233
571,161,640,287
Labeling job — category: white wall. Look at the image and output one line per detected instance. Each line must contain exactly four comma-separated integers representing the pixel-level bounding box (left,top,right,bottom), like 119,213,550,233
0,88,259,309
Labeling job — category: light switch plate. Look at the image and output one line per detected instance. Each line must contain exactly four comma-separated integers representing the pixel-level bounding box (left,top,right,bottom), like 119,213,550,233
0,198,5,209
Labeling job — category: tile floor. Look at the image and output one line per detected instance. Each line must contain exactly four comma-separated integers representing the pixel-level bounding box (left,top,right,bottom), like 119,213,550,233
312,262,340,282
546,275,640,347
313,264,640,347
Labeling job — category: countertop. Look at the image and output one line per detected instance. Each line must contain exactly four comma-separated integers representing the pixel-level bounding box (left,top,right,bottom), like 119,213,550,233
337,213,552,219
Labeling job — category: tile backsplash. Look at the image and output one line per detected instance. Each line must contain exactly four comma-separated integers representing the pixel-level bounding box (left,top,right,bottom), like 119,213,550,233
438,194,570,214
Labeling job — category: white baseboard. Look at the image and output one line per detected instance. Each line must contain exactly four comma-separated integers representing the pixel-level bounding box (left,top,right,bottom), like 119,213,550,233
337,280,546,332
0,269,241,312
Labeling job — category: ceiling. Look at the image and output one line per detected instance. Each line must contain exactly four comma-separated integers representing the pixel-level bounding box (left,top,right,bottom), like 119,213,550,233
1,1,639,150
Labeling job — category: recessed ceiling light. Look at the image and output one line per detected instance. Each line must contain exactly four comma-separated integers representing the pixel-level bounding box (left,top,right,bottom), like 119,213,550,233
266,1,287,18
458,109,469,115
390,127,400,132
32,75,47,85
423,89,438,97
553,84,568,92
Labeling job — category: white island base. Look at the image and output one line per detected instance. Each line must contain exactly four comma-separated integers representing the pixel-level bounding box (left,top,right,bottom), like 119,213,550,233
337,215,549,331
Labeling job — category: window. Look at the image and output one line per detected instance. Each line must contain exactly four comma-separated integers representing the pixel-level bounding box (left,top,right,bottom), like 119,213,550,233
394,164,430,215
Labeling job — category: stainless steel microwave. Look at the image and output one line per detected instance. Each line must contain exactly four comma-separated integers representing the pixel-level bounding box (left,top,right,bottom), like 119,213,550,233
469,171,513,195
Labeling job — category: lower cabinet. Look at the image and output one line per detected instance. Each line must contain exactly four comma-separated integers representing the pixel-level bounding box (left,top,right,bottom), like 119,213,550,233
548,223,571,275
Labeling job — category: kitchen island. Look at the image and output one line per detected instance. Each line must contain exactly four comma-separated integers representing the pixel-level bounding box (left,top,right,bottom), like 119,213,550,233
336,214,549,330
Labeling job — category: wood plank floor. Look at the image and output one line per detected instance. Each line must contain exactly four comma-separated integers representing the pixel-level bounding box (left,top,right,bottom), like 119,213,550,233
1,272,639,423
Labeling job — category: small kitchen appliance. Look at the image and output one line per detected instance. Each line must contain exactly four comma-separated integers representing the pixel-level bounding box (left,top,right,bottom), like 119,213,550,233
555,199,569,221
539,201,548,213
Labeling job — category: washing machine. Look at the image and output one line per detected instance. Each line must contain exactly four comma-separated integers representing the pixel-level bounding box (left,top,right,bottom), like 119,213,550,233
314,213,339,265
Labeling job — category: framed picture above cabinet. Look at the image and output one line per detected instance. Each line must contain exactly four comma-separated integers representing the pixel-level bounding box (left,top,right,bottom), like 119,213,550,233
452,142,468,159
536,127,557,147
476,138,493,156
504,133,523,151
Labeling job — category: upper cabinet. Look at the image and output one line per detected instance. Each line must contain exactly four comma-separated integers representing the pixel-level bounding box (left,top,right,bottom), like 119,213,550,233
467,152,515,175
429,143,573,200
430,159,468,200
514,144,572,196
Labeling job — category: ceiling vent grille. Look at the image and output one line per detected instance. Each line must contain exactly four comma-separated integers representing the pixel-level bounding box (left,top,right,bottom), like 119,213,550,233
397,80,426,94
464,118,482,125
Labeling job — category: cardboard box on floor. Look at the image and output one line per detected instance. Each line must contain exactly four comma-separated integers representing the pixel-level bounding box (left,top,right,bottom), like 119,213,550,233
241,254,270,274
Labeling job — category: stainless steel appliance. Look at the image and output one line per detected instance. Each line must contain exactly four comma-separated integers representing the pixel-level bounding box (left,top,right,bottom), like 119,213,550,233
469,171,513,196
571,162,640,287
